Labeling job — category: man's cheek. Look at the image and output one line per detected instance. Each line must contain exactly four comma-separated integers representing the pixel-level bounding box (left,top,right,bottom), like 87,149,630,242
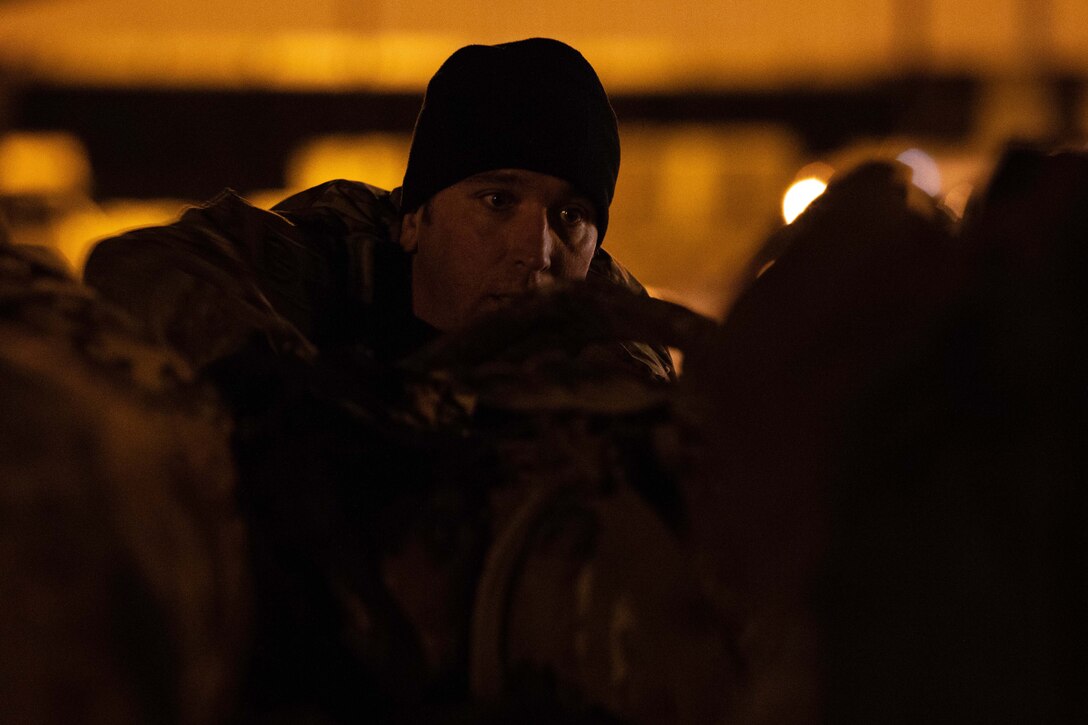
555,248,594,280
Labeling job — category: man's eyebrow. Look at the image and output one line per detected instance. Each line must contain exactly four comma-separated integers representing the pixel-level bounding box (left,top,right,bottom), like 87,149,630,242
463,170,529,187
461,171,594,207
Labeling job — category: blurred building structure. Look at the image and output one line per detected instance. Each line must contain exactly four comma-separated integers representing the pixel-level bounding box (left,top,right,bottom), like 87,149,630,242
1,0,1086,313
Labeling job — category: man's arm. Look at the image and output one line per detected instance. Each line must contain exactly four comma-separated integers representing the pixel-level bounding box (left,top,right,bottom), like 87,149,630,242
84,191,325,370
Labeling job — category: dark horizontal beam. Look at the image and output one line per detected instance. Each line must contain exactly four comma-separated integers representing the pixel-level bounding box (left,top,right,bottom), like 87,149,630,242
8,75,1077,200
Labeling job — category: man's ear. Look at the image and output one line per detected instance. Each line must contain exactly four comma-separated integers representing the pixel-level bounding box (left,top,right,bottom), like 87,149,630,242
399,209,421,253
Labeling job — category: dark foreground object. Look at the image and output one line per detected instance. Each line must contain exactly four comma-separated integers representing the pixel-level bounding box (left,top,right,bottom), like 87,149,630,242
0,242,247,724
3,146,1087,723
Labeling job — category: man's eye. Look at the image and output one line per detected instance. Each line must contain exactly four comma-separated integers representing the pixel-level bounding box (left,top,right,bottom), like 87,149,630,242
481,192,514,210
559,206,588,225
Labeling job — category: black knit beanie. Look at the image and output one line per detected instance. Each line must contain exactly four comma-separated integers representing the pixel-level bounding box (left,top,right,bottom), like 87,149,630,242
401,38,620,243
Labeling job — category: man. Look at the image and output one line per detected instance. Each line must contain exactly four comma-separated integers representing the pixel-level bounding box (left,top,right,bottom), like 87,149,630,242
84,38,673,381
81,38,676,721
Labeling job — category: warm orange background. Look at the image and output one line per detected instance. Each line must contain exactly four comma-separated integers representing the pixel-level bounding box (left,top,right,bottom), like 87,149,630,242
2,0,1085,315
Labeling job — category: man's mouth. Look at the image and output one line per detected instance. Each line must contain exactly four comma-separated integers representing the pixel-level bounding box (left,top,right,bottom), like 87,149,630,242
487,291,524,305
477,292,522,316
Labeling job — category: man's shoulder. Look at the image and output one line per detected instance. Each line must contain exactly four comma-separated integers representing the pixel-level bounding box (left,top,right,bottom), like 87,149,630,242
83,180,408,367
272,179,399,241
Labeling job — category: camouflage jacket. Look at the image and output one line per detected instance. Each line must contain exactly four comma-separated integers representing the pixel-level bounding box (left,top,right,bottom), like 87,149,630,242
83,179,674,382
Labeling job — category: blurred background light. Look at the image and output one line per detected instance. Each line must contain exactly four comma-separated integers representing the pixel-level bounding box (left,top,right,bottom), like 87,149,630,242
286,134,412,191
782,177,828,224
52,200,182,270
0,132,91,197
1,0,1083,315
941,181,974,219
896,147,943,196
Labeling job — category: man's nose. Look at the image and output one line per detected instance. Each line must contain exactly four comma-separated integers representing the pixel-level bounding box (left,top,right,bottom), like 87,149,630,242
510,207,555,275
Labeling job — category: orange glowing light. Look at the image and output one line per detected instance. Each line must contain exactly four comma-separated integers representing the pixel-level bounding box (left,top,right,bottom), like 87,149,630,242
941,182,974,220
286,134,411,192
55,200,183,271
0,132,92,197
782,177,827,224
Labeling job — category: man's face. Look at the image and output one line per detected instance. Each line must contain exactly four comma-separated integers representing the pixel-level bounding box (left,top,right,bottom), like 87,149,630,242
398,168,599,331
